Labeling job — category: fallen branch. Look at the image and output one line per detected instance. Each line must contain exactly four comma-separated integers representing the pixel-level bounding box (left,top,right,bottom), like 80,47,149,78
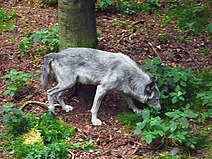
20,101,60,110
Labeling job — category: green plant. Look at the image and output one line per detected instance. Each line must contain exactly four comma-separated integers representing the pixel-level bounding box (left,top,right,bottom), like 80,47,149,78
1,111,78,158
165,104,198,148
19,23,60,54
71,139,98,153
14,140,71,159
3,69,32,97
98,0,113,10
134,109,169,144
134,106,198,148
118,112,143,129
0,104,37,136
97,29,102,40
141,0,161,14
37,112,76,144
0,8,17,33
162,1,211,35
142,57,194,110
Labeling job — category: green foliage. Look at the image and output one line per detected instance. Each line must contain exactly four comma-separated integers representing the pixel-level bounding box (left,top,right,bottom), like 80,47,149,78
70,139,98,153
1,110,79,158
0,8,17,33
19,24,103,54
187,68,212,122
97,29,102,40
165,105,198,148
1,109,97,158
14,140,71,159
134,109,169,144
134,106,198,148
19,23,60,54
97,0,162,14
119,57,211,149
162,1,211,35
118,112,143,129
3,69,32,97
0,104,37,136
142,57,194,110
99,0,113,10
37,112,76,144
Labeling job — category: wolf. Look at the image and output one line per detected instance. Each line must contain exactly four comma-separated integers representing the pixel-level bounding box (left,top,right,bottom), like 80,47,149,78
41,48,161,125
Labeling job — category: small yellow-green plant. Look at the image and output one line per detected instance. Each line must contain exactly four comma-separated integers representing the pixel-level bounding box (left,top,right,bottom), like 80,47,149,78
0,8,17,33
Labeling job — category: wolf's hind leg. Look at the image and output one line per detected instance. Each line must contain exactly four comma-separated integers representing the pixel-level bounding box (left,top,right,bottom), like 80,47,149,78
57,92,73,112
47,81,75,113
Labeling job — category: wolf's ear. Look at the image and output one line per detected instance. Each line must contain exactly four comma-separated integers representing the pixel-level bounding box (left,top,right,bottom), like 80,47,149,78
144,80,155,96
150,76,155,82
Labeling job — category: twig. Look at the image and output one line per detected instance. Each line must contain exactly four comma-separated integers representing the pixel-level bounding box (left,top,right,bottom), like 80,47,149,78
148,42,162,60
69,151,75,159
115,20,142,45
115,32,134,45
20,101,60,110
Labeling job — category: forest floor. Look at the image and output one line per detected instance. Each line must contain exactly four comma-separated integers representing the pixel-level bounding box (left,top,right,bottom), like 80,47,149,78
0,0,211,158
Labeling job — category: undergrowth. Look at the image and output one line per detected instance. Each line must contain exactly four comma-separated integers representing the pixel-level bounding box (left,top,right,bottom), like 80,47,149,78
118,57,212,155
0,106,97,158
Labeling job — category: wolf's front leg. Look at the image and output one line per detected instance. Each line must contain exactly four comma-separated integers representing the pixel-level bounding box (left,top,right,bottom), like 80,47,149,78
91,85,107,126
57,92,73,112
122,94,142,114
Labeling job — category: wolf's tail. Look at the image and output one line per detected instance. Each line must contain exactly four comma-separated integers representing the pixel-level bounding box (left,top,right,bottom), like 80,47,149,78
41,54,54,90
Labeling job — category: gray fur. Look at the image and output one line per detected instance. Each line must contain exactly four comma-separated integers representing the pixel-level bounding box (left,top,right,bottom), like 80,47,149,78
41,48,161,125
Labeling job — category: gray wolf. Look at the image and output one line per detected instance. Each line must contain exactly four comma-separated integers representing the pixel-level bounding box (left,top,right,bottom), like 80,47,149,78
41,48,161,125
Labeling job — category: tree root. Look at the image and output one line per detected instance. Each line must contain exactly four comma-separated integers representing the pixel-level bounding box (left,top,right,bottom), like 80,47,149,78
20,101,60,110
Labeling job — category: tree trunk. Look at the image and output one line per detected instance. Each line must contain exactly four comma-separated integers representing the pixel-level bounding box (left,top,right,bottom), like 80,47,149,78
58,0,97,49
58,0,97,107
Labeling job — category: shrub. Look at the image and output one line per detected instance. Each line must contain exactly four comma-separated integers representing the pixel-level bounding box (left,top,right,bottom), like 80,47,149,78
3,69,32,97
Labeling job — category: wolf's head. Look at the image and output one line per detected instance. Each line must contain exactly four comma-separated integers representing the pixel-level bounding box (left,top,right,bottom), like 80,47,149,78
144,77,161,110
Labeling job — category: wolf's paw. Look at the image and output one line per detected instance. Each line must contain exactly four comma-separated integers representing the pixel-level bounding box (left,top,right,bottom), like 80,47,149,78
134,109,142,114
91,118,102,126
62,105,73,112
